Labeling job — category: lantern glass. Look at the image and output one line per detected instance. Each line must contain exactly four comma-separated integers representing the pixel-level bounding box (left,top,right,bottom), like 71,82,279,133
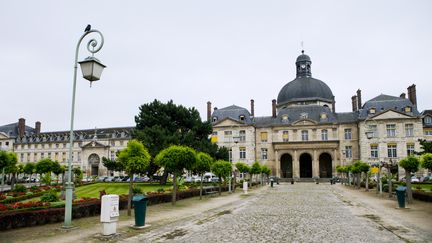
78,57,106,82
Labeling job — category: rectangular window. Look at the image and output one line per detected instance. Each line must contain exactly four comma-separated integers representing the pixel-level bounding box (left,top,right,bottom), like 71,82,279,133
20,153,24,162
110,140,115,146
34,153,37,161
239,147,246,159
261,132,268,142
386,124,396,137
239,130,246,142
426,130,432,136
370,145,378,158
387,144,397,158
344,129,352,140
62,152,66,162
282,131,289,142
425,116,432,124
301,130,308,141
110,151,115,161
369,124,378,138
78,152,81,162
407,144,415,156
321,129,328,141
27,153,30,162
224,131,232,142
48,152,51,159
345,146,352,158
229,148,233,162
261,148,268,160
405,124,414,137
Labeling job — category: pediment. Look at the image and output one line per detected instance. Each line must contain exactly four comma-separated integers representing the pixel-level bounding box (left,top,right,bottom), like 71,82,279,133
0,132,9,139
81,141,108,148
372,110,414,120
213,117,246,127
291,119,318,126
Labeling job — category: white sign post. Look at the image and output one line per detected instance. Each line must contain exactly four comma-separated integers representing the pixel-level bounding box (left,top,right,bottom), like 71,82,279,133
243,181,248,194
101,195,120,236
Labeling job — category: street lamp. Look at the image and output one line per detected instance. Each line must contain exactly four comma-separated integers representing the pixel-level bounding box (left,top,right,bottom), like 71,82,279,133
230,136,240,193
63,25,105,228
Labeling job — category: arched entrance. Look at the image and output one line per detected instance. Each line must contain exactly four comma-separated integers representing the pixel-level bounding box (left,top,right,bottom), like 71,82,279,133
300,153,312,178
88,153,100,176
280,154,293,178
319,153,332,178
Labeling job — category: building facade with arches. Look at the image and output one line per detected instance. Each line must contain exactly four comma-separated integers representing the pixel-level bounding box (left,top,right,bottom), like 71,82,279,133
209,51,425,180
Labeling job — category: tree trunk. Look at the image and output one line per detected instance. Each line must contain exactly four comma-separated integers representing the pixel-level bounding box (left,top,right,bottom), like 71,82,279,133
160,170,169,185
357,173,361,189
172,174,177,205
199,174,203,200
127,172,133,216
11,173,16,191
218,178,222,196
388,172,392,198
233,171,236,192
405,169,412,203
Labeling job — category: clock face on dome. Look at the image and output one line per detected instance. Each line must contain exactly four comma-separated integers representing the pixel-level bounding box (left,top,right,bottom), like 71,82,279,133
301,64,306,69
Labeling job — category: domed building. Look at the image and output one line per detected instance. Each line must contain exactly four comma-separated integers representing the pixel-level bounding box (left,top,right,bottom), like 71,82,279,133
209,51,425,181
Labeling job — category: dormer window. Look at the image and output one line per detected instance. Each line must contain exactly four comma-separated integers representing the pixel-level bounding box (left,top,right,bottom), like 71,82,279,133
300,113,308,119
320,113,327,120
404,106,412,113
425,116,432,124
212,116,218,122
239,115,245,121
369,108,376,114
282,115,289,122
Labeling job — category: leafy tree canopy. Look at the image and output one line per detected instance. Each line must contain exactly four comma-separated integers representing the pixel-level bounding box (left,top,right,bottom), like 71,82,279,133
51,161,63,175
102,157,124,172
23,162,36,174
132,99,225,174
235,162,250,174
118,140,151,174
0,151,17,170
194,152,213,175
399,156,420,173
261,165,271,175
211,160,232,181
416,139,432,155
36,158,54,174
155,145,197,175
250,161,262,175
421,153,432,171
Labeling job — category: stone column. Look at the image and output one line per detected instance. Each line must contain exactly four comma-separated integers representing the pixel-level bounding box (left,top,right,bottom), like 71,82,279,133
313,150,319,178
293,150,299,178
275,150,279,177
333,149,337,177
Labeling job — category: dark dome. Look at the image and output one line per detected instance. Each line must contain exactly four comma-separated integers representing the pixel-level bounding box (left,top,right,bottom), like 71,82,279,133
277,77,334,105
296,54,311,63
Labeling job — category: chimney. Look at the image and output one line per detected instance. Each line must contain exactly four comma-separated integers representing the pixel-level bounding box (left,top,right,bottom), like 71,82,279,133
35,121,41,135
18,118,25,137
351,95,358,111
272,99,276,118
356,89,362,109
400,93,406,99
250,99,255,117
407,84,417,106
214,107,218,111
207,101,212,121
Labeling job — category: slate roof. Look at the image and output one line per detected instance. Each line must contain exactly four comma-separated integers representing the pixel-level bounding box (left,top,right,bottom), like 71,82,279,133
212,105,252,124
359,94,419,119
0,122,35,138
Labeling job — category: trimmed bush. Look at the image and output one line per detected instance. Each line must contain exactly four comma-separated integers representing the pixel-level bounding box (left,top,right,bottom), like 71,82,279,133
12,185,27,193
40,191,59,202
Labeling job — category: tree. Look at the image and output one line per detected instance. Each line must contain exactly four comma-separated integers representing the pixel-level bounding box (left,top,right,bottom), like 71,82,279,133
51,161,64,184
73,167,83,185
399,156,420,203
132,99,225,184
211,160,232,195
0,151,17,191
261,165,271,185
102,157,124,175
36,158,54,186
350,162,362,189
416,139,432,155
118,140,151,215
23,162,36,183
155,145,196,205
250,162,262,186
357,162,370,191
235,162,250,183
195,152,213,199
421,153,432,173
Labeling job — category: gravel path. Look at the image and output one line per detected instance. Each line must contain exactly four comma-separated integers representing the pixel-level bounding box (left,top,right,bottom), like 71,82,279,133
123,183,407,243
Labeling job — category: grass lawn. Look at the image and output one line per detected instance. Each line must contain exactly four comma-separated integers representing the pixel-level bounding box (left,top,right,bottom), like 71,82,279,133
394,183,432,192
75,182,173,198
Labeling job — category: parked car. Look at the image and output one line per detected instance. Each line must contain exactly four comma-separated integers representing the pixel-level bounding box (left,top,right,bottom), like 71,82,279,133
97,176,107,182
400,175,420,182
121,176,130,182
419,176,431,182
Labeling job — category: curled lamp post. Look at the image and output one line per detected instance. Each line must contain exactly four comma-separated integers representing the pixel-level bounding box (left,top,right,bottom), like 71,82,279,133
63,25,106,228
231,136,240,193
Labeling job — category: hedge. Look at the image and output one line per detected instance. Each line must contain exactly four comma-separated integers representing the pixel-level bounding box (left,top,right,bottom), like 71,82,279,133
412,190,432,202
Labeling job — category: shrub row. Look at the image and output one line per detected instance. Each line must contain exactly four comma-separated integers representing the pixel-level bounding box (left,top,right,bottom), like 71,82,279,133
412,190,432,202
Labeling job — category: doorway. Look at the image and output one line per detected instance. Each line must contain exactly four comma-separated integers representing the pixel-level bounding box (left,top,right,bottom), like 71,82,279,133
299,153,312,178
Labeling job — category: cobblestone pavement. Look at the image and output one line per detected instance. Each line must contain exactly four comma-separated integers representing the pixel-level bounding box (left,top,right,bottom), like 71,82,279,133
122,183,411,243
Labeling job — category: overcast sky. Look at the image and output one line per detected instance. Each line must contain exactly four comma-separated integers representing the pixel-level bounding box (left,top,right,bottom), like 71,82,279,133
1,0,431,132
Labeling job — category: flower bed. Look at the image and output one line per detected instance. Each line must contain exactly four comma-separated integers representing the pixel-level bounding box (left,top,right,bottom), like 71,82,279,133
0,186,61,204
413,190,432,202
0,186,229,230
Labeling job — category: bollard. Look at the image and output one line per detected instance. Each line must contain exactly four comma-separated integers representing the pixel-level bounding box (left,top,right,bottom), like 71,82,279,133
243,181,248,194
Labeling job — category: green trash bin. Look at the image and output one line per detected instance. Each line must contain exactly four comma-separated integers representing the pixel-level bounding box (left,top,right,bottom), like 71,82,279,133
270,179,274,187
133,195,149,227
395,186,406,208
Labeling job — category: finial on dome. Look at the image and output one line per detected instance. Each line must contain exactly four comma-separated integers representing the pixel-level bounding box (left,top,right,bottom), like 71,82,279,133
301,50,304,54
